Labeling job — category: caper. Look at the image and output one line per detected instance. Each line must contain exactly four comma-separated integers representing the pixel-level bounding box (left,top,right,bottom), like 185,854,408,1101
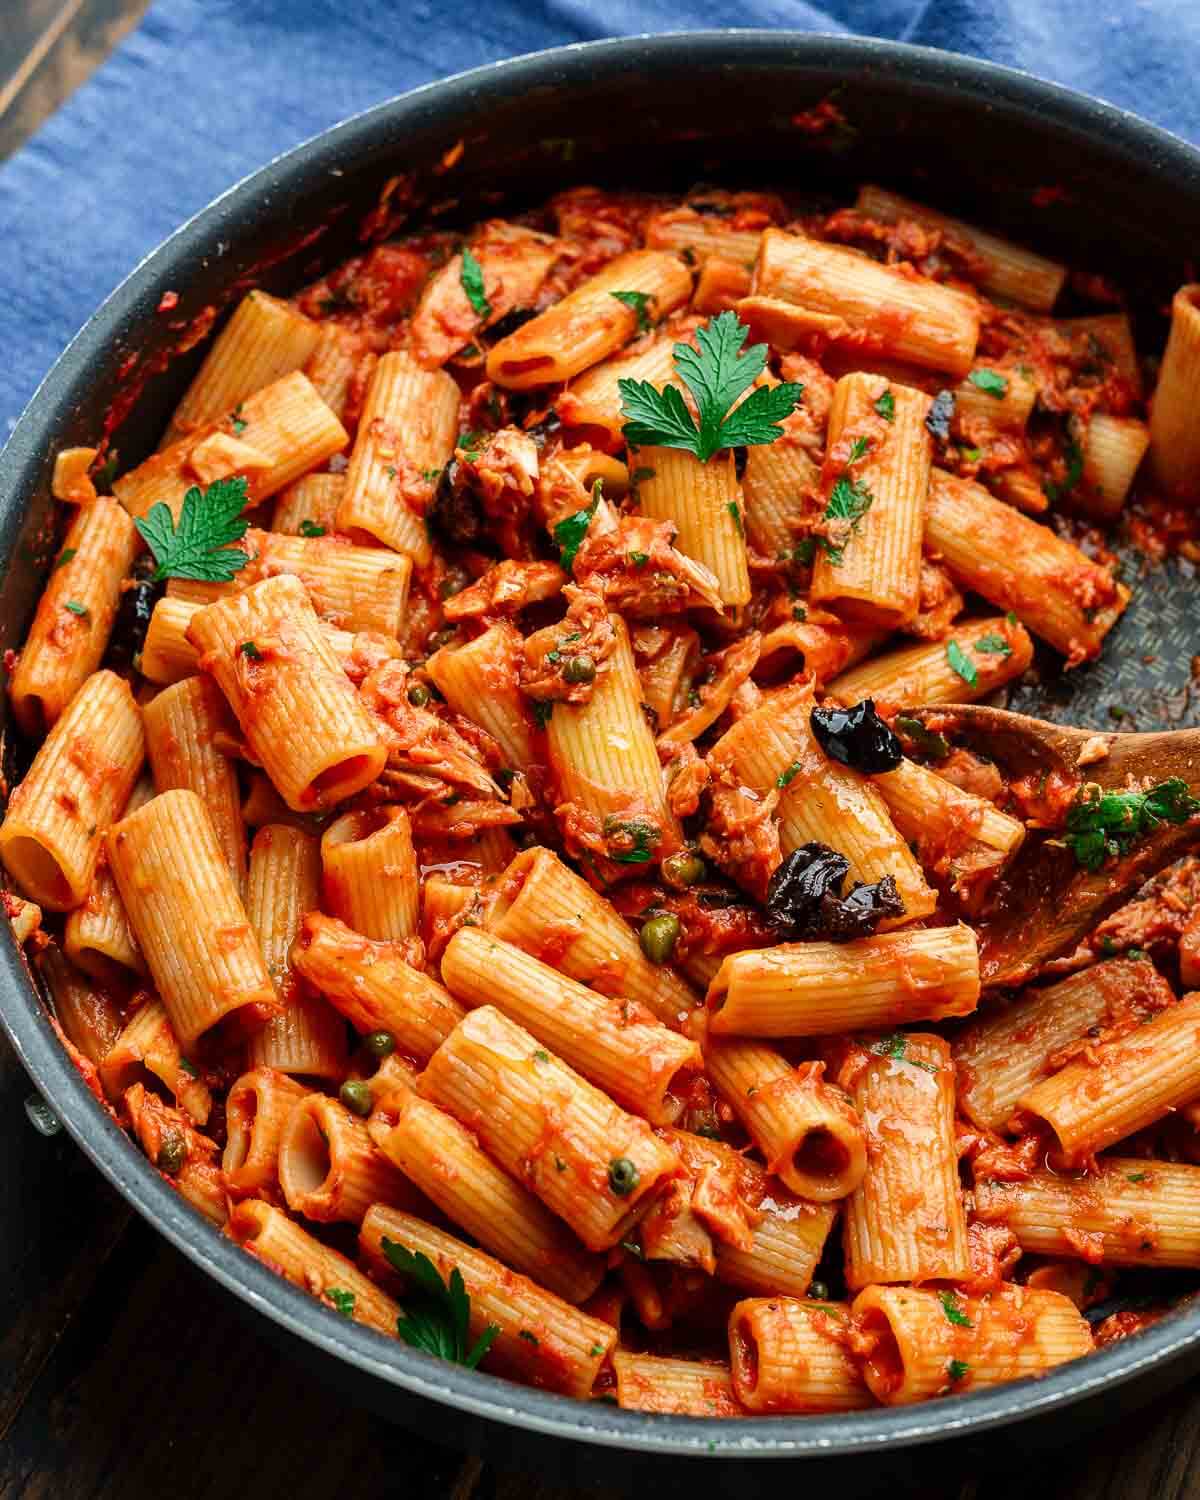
561,653,596,685
156,1128,187,1176
639,912,681,966
364,1030,396,1058
808,1279,831,1302
662,850,706,888
608,1157,640,1197
407,681,431,707
339,1080,373,1116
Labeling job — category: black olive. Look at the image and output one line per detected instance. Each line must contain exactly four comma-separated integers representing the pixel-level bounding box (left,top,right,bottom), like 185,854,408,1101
766,842,849,932
765,842,906,943
733,446,749,481
810,700,903,774
427,459,483,545
106,556,162,671
925,389,957,442
487,306,538,341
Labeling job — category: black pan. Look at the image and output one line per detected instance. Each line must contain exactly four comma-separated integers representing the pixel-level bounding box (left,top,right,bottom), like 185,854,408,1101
2,32,1199,1493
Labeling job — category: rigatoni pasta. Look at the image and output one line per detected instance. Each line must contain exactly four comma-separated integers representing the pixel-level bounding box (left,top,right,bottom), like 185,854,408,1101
9,173,1188,1419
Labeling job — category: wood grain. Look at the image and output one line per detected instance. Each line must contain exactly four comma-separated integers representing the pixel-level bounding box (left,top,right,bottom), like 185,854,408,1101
0,0,150,162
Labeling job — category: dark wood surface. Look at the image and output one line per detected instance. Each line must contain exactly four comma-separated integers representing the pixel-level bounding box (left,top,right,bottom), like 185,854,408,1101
3,5,1200,1497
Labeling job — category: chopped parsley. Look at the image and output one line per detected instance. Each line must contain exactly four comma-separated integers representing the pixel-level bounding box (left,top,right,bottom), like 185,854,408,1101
459,247,491,320
967,369,1008,398
618,311,802,463
820,473,875,565
939,1292,972,1328
239,641,263,660
298,519,326,537
532,1049,550,1063
946,640,978,688
895,715,950,761
947,1359,970,1383
610,290,654,335
604,816,661,865
52,548,77,572
869,1033,939,1073
874,389,895,422
63,600,89,620
531,700,554,730
326,1288,356,1318
134,475,250,583
231,403,247,434
845,435,871,464
727,500,744,537
1044,435,1084,504
974,633,1012,656
1126,1171,1149,1184
519,1330,539,1346
628,550,649,567
382,1238,499,1369
776,761,802,788
1063,778,1200,872
553,483,601,572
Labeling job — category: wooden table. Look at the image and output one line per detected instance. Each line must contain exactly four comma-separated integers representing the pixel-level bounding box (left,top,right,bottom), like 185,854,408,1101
3,6,1200,1498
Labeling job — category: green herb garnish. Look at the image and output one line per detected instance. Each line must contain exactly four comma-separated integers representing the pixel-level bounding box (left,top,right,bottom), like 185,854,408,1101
298,519,326,537
239,641,262,660
134,475,250,583
63,600,89,619
820,474,875,565
1063,778,1200,872
553,483,601,573
326,1288,356,1318
946,640,978,688
874,390,895,422
727,500,744,537
604,816,660,865
974,633,1012,656
1126,1172,1149,1184
531,700,554,730
618,312,803,462
53,548,77,572
382,1238,499,1369
895,715,951,761
869,1033,939,1073
968,369,1008,398
1044,435,1084,504
611,290,654,335
947,1358,970,1382
939,1292,973,1328
776,762,802,788
459,247,491,320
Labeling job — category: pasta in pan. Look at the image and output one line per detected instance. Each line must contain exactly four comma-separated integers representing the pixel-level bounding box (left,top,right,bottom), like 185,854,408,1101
7,178,1200,1418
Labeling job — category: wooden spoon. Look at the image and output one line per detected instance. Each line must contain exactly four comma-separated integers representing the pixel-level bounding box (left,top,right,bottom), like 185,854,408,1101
905,705,1200,987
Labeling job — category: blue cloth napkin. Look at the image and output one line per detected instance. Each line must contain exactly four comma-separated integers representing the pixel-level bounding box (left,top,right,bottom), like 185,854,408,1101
3,0,1200,434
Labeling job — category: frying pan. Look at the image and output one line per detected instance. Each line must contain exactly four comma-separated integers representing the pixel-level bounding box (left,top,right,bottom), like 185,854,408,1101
2,32,1199,1492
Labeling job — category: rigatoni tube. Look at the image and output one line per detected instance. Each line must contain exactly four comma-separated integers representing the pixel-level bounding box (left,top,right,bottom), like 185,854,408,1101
373,1087,604,1304
320,806,418,942
244,824,347,1080
612,1354,746,1416
440,927,702,1125
360,1207,616,1398
290,911,464,1064
634,446,750,607
843,1033,970,1287
0,670,144,910
852,1284,1092,1405
187,573,386,811
811,374,932,629
228,1200,400,1336
222,1066,311,1196
418,1005,679,1251
107,789,278,1045
487,250,692,389
752,229,980,378
1150,284,1200,498
827,614,1032,714
707,926,980,1037
278,1092,411,1225
9,499,139,736
729,1299,872,1413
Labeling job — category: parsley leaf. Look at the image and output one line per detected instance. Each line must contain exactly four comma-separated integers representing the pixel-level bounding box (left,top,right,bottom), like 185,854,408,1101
968,369,1008,398
618,312,803,462
946,640,978,688
947,1358,970,1382
611,290,654,335
460,247,491,320
629,550,649,567
845,435,871,464
939,1292,973,1328
894,716,950,761
1063,778,1200,872
53,548,77,572
63,600,89,620
239,641,262,660
134,476,251,583
1045,435,1084,504
974,633,1012,656
298,519,326,537
531,700,554,730
727,500,744,537
326,1287,356,1318
382,1238,499,1370
553,482,601,572
776,762,802,788
821,474,875,564
874,390,895,422
604,816,660,865
869,1033,939,1073
1126,1171,1149,1183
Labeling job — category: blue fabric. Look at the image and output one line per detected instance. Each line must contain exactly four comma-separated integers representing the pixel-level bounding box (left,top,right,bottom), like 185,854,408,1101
2,0,1200,434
